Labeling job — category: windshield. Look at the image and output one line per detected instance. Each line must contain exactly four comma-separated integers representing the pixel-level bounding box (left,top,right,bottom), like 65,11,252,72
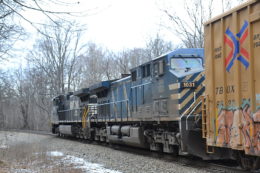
171,58,202,70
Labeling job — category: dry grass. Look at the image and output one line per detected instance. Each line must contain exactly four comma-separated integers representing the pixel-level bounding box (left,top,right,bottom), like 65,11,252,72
0,143,86,173
0,160,5,165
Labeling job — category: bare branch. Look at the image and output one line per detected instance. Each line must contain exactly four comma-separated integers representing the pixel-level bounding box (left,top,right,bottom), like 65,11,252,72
2,1,52,38
13,0,72,14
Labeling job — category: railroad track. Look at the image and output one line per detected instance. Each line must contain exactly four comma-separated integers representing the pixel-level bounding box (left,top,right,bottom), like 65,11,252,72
107,144,248,173
0,130,256,172
67,136,251,173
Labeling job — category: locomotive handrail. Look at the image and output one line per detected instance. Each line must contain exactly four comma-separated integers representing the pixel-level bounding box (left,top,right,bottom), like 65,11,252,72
57,108,82,113
181,95,204,116
95,99,130,120
97,99,129,106
131,82,151,89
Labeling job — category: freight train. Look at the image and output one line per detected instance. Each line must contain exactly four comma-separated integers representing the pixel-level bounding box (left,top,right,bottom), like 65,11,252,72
51,1,260,171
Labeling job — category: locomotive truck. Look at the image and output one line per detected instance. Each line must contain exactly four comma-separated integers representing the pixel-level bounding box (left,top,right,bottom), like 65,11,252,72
51,0,260,170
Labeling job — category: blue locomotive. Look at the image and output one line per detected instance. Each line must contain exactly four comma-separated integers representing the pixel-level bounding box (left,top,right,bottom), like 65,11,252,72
51,48,230,159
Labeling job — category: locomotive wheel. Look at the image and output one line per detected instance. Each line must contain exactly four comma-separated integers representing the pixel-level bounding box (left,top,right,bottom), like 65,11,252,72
238,152,260,171
172,145,179,156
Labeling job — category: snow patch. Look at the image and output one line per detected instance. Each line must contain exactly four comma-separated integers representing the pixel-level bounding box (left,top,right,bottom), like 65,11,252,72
10,168,34,173
46,151,121,173
63,155,122,173
0,144,8,149
47,151,64,157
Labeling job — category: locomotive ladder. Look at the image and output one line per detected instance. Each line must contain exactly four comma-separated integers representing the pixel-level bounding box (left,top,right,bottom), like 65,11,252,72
201,96,207,138
82,106,89,129
201,96,215,153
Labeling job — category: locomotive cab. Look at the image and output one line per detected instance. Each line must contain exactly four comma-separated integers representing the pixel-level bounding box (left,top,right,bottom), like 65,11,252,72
51,95,65,134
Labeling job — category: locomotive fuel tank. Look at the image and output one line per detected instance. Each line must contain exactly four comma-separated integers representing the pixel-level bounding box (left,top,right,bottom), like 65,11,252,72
59,125,73,135
121,125,131,136
107,126,147,148
111,125,120,135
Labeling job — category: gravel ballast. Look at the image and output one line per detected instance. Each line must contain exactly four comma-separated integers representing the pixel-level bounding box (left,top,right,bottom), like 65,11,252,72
0,131,209,173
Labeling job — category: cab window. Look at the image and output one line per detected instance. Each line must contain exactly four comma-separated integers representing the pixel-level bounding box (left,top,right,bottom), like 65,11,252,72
146,64,151,76
142,64,151,78
171,58,202,72
131,70,137,81
159,60,165,75
154,60,164,77
153,62,159,76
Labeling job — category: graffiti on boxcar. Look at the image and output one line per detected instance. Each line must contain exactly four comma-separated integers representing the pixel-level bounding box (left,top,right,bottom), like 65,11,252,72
216,100,260,155
256,94,260,103
216,107,233,146
252,107,260,155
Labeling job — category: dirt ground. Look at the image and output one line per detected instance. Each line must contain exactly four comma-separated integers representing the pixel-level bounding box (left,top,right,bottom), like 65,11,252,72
0,131,208,173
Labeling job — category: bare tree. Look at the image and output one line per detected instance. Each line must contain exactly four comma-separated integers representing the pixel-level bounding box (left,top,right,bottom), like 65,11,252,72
13,67,31,129
29,20,85,95
0,70,15,129
0,0,86,62
115,50,132,75
161,0,247,48
0,2,24,60
115,48,148,74
0,0,83,33
103,51,121,80
162,0,214,48
1,65,54,130
146,33,174,59
80,43,109,86
115,34,174,74
0,70,26,130
26,66,51,115
23,66,52,130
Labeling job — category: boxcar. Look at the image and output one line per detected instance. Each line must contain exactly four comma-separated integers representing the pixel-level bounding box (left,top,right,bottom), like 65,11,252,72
204,0,260,169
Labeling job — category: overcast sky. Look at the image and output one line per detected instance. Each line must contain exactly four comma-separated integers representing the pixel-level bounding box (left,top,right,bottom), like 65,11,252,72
83,0,173,50
3,0,245,69
19,0,180,51
19,0,245,50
